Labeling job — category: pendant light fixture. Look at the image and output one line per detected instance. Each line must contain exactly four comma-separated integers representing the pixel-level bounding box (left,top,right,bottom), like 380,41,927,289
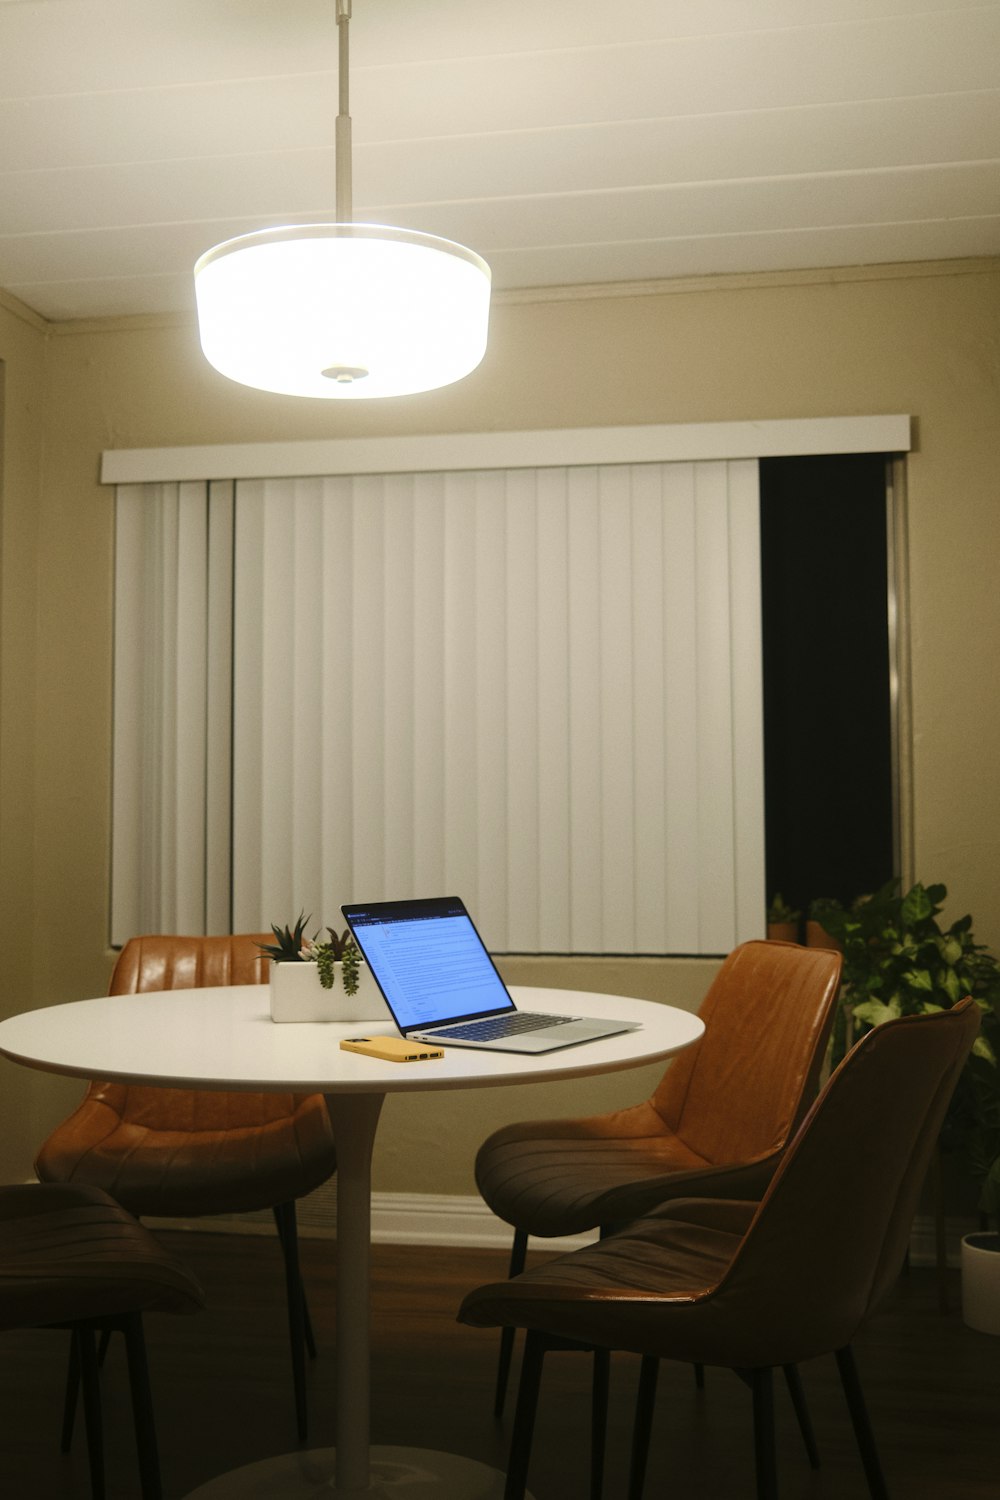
194,0,491,399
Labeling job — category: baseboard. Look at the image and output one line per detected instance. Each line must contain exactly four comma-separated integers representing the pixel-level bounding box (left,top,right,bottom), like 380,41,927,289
148,1186,970,1266
148,1184,594,1252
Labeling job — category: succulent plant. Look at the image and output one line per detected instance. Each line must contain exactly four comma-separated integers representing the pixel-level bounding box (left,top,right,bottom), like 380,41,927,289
257,912,314,964
315,928,361,995
259,916,361,995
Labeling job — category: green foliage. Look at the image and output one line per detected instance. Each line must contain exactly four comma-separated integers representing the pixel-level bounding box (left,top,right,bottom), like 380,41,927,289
807,895,843,931
257,912,313,964
340,937,360,997
259,916,361,995
820,880,1000,1224
767,892,801,924
315,928,361,994
821,881,1000,1027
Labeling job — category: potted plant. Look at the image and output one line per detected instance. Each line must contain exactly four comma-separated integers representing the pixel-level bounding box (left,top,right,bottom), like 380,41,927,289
766,893,801,944
259,914,386,1023
804,896,843,951
817,880,1000,1330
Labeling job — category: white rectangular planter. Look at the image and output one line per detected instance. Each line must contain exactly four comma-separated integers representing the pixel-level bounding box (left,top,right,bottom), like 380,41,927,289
269,960,388,1023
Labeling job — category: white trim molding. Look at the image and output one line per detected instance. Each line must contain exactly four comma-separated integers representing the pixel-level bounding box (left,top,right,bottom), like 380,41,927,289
100,415,911,486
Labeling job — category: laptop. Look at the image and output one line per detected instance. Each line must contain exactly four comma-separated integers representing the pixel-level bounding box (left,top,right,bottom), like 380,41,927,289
341,896,641,1054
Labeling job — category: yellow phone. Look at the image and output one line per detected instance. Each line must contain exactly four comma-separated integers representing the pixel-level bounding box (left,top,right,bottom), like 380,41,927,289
340,1036,444,1063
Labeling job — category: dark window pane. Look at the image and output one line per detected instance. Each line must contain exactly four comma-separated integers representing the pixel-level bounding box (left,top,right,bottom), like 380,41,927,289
760,454,895,912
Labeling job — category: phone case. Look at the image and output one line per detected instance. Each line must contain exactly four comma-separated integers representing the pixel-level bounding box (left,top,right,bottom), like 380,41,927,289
340,1036,444,1062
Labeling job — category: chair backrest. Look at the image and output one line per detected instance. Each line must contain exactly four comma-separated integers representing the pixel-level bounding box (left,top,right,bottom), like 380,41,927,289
0,1183,205,1331
650,940,842,1165
705,999,980,1364
90,933,295,1130
108,933,270,994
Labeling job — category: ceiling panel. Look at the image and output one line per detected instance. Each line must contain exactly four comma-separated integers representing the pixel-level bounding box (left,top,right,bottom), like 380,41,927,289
0,0,997,322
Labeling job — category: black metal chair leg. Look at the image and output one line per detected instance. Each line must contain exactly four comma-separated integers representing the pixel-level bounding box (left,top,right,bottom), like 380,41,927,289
273,1201,317,1358
590,1347,610,1500
505,1329,545,1500
628,1353,659,1500
782,1363,820,1469
273,1201,309,1442
77,1325,106,1500
61,1329,80,1452
693,1361,705,1389
122,1313,163,1500
836,1345,890,1500
494,1227,528,1417
750,1366,778,1500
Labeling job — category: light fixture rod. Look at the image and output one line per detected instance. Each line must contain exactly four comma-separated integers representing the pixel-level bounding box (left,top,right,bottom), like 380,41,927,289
336,0,353,222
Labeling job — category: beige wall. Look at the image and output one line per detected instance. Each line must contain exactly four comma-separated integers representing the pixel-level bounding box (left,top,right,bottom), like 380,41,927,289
1,258,999,1194
0,292,58,1174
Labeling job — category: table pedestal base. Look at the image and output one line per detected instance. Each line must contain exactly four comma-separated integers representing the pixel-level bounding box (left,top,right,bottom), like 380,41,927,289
184,1445,534,1499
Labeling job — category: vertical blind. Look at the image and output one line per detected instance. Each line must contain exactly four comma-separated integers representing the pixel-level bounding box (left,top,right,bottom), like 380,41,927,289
112,481,234,945
112,460,764,954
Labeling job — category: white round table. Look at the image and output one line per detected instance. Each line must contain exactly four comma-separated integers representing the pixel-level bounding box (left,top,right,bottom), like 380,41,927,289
0,984,704,1498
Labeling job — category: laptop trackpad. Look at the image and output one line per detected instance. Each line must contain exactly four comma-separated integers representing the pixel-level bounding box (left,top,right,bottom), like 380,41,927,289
518,1019,640,1050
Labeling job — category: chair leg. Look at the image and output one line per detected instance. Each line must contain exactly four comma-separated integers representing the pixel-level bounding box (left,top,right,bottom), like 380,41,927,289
273,1200,309,1443
750,1366,778,1500
61,1329,81,1452
77,1325,106,1500
494,1227,529,1417
122,1313,163,1500
835,1345,890,1500
782,1364,820,1469
590,1348,610,1500
693,1361,705,1389
505,1329,545,1500
273,1200,317,1357
628,1353,659,1500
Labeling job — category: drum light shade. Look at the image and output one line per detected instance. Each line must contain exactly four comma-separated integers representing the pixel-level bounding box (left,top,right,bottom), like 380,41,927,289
195,223,492,399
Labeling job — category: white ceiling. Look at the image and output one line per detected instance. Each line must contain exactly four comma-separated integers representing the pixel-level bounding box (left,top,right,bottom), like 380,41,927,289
1,0,998,323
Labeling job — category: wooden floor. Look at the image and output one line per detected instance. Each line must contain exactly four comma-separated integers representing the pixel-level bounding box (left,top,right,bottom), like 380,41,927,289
1,1230,995,1499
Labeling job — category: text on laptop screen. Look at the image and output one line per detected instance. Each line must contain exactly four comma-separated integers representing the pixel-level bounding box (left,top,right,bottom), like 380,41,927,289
346,903,514,1029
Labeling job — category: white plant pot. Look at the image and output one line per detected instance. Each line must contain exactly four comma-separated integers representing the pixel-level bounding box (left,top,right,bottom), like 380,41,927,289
269,960,388,1024
960,1231,1000,1335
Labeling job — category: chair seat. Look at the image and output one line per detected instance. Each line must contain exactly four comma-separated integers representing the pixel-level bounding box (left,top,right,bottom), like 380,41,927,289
0,1182,205,1332
461,1198,761,1359
475,1101,778,1238
35,1090,337,1218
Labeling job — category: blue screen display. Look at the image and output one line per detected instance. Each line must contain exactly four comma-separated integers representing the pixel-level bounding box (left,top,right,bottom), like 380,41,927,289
342,898,514,1030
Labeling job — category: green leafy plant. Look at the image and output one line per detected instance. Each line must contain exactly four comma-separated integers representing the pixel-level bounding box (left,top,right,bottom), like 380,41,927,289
258,914,362,996
258,912,312,964
767,893,802,925
312,928,361,996
807,895,842,936
819,880,1000,1225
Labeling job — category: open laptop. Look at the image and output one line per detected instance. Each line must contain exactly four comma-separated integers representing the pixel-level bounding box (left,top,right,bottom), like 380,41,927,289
341,896,641,1054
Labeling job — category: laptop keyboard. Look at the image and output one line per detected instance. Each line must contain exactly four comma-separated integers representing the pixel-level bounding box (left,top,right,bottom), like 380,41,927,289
432,1012,576,1041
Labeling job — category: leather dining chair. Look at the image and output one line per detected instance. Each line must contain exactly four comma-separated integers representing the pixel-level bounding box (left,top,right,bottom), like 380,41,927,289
0,1181,204,1500
476,940,843,1425
460,999,980,1500
33,933,338,1443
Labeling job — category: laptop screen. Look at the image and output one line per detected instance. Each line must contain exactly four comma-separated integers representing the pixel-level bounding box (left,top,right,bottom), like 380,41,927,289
342,896,515,1032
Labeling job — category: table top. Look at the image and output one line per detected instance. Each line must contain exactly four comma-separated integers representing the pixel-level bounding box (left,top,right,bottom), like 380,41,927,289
0,984,703,1095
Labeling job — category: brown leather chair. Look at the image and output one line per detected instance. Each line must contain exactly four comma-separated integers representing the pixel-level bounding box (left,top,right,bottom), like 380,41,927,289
0,1181,204,1500
460,999,980,1500
33,933,337,1442
476,940,843,1416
